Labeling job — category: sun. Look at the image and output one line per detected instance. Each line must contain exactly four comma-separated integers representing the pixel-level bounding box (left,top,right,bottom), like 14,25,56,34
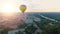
0,3,18,18
1,3,15,13
3,4,14,12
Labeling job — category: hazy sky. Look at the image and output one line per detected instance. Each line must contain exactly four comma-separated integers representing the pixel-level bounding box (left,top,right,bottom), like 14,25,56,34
0,0,60,12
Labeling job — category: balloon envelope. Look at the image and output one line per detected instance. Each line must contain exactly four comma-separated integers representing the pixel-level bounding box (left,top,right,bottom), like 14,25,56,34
19,5,27,13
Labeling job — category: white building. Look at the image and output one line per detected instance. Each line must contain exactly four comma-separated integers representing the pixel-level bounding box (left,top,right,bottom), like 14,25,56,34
8,29,25,34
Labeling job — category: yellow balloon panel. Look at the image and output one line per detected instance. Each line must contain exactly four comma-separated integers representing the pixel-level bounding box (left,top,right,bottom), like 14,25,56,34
19,5,27,13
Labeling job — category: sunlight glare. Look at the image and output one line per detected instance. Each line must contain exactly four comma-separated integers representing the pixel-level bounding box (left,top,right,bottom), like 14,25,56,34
1,3,17,19
1,3,15,13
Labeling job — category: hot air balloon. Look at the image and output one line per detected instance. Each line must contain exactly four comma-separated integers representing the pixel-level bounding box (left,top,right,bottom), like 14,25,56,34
19,5,27,13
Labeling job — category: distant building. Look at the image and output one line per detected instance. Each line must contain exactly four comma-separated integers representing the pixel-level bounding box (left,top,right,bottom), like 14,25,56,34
48,23,53,26
33,17,41,22
25,16,34,24
25,15,41,24
8,29,25,34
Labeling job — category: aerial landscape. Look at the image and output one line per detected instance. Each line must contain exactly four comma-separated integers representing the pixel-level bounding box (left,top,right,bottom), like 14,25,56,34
0,0,60,34
0,12,60,34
